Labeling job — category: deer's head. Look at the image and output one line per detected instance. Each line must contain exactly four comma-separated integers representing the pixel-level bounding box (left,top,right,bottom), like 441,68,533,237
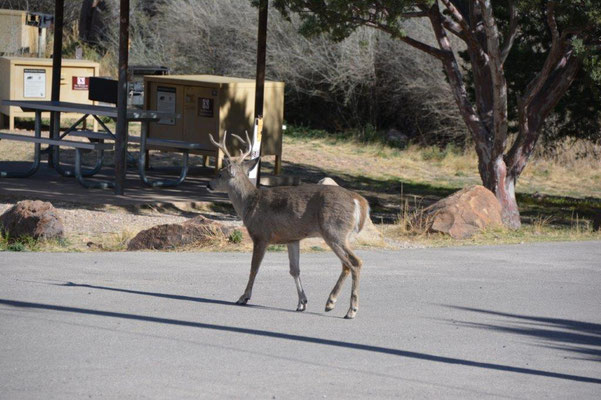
207,131,259,192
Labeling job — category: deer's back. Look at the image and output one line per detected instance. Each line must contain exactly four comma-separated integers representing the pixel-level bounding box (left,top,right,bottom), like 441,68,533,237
244,184,365,243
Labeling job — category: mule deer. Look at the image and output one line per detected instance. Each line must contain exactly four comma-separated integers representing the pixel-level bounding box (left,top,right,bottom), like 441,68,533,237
208,132,370,319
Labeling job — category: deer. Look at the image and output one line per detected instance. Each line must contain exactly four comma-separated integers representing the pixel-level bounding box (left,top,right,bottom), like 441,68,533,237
208,131,370,319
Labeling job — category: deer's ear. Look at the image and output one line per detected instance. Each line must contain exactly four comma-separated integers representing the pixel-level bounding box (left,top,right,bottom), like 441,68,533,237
242,157,260,173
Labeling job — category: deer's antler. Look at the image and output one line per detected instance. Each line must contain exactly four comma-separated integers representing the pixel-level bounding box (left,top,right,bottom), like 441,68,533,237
209,131,232,159
231,130,253,160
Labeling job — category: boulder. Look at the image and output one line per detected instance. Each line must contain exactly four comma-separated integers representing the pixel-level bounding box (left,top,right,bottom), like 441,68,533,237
127,215,234,250
318,177,384,246
0,200,64,240
415,185,503,239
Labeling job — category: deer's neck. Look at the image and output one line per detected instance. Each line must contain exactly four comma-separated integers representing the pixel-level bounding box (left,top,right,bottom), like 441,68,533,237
227,176,259,221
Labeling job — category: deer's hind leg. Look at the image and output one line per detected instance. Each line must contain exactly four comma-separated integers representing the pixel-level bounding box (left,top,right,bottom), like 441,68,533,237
324,237,362,319
237,240,267,305
287,241,308,311
325,264,349,312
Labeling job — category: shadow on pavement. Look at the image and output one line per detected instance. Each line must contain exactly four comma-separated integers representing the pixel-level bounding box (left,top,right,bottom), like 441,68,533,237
444,306,601,363
55,282,332,318
1,298,600,384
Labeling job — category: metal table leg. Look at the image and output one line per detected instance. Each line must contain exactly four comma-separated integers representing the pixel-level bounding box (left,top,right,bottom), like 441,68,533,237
138,122,189,187
52,111,105,178
0,110,42,178
74,148,114,189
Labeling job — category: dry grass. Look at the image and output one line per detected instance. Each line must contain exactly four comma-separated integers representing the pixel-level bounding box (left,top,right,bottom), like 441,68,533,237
1,123,599,251
282,130,601,200
382,205,601,247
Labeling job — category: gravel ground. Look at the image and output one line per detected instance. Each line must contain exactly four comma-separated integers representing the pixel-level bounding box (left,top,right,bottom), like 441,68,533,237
0,202,190,236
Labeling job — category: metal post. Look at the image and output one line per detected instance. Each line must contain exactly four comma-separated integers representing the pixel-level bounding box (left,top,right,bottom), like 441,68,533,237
49,0,64,168
254,0,268,187
114,0,130,195
37,27,43,58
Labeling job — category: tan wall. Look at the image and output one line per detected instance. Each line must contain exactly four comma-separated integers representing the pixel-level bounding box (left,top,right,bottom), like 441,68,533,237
0,57,100,129
0,10,41,54
145,75,284,158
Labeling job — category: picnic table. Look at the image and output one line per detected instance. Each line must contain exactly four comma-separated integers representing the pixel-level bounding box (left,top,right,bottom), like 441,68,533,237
0,100,213,188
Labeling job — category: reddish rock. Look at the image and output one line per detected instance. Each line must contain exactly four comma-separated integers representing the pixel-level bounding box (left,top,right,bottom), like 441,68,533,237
416,185,503,239
127,215,234,250
0,200,64,240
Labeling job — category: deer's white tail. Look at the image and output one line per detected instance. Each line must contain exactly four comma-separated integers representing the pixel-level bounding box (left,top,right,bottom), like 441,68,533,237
352,194,370,233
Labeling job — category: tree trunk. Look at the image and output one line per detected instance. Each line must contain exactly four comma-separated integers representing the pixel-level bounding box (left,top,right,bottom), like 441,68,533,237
482,155,521,229
479,154,521,229
427,4,520,229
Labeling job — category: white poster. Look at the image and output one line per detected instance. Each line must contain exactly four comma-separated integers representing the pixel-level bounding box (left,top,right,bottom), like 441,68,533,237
23,69,46,98
248,117,263,184
157,86,176,125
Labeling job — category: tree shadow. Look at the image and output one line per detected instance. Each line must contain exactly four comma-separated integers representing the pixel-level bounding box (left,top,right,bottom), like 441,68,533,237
443,306,601,363
273,158,601,226
274,159,454,221
1,298,600,384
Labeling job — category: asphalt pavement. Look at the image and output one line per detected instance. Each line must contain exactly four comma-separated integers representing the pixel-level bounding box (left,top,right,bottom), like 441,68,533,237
1,241,600,399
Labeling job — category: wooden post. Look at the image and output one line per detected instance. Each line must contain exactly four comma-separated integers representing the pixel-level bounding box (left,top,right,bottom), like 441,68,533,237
114,0,130,195
49,0,64,168
254,0,268,187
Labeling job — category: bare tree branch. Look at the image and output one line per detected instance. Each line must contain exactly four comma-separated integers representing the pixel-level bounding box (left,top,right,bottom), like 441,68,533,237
426,3,489,159
478,0,508,158
506,52,581,179
500,0,518,64
521,1,563,110
354,17,447,60
440,0,486,59
441,15,468,41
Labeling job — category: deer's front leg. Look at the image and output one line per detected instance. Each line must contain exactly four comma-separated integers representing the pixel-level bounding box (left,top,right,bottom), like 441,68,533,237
287,241,308,311
237,240,267,305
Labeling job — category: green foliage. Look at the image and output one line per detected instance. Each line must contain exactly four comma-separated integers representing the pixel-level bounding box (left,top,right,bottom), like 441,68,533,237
267,244,287,252
273,0,431,41
273,0,601,147
498,1,601,143
228,229,243,244
0,232,39,252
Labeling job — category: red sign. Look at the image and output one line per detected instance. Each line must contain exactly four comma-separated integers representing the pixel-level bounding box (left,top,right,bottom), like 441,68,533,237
72,76,90,90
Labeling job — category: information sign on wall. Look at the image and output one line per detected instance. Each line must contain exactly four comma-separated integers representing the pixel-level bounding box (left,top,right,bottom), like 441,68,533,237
72,76,90,90
157,86,176,125
197,97,214,117
23,69,46,98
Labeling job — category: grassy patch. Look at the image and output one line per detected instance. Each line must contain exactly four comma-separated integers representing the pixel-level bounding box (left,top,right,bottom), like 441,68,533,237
0,232,73,252
281,125,601,246
267,244,287,252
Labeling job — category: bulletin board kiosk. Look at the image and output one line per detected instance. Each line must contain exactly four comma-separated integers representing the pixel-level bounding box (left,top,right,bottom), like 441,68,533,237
144,74,284,173
0,56,100,129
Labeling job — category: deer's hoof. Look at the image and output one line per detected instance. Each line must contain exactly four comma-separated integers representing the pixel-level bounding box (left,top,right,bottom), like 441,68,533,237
296,299,307,312
325,299,336,312
236,296,250,305
344,307,358,319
